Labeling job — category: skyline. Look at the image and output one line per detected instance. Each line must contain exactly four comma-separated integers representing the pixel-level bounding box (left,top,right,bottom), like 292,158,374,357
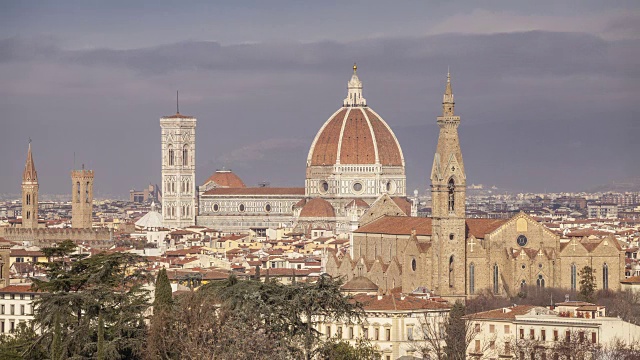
1,1,638,196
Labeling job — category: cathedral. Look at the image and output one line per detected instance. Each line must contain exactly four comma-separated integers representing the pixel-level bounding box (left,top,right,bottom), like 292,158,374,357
159,65,625,298
326,72,626,299
160,64,414,235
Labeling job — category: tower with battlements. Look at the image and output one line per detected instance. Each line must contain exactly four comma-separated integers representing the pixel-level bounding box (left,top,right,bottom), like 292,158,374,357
71,167,94,228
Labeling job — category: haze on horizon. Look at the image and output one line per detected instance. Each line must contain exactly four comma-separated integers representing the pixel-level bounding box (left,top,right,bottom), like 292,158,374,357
1,0,638,197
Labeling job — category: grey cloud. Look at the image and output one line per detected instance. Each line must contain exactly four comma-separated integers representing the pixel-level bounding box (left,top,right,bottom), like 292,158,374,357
0,30,637,196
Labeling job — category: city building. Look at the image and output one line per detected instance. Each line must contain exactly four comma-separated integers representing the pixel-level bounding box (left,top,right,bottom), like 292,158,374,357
162,65,413,236
0,284,39,334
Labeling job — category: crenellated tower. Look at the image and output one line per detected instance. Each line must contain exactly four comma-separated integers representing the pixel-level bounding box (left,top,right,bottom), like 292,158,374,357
160,100,197,229
21,142,39,229
430,70,467,297
71,166,94,228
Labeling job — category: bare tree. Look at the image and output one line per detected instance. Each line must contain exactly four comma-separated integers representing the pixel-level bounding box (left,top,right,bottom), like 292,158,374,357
407,313,447,360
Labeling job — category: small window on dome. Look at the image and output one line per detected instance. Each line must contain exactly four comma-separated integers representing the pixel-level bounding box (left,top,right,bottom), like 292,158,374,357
239,204,245,212
319,181,329,193
353,182,363,193
213,204,219,212
265,204,272,212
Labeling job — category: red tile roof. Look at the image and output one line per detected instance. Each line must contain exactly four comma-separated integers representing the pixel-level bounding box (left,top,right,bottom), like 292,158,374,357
465,218,508,238
299,198,336,218
203,170,246,188
0,284,39,294
355,216,432,236
468,305,536,320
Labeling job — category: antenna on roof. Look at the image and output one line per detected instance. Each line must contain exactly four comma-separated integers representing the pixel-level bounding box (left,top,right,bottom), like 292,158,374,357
176,90,179,114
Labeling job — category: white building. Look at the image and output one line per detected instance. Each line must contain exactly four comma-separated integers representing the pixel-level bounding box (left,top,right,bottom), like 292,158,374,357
0,284,39,334
318,278,450,360
467,302,640,359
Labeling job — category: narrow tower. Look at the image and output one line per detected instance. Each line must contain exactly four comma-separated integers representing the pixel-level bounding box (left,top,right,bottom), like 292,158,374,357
21,142,39,229
71,166,94,228
160,96,197,228
430,71,467,297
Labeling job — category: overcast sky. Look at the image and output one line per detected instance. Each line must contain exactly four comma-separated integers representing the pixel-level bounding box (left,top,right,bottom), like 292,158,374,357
1,1,638,197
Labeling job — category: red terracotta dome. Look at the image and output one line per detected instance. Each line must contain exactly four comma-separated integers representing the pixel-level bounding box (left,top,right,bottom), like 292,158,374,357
299,198,336,218
307,106,403,167
203,170,246,188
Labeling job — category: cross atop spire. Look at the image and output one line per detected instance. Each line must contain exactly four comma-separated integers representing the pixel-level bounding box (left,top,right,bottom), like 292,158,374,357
442,69,455,116
23,141,38,182
344,63,367,107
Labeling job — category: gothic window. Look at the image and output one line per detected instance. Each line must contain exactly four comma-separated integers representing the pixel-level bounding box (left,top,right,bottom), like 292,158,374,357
469,263,475,295
26,211,30,220
571,263,577,291
168,145,174,166
448,178,455,212
76,182,81,202
537,275,545,288
86,182,90,203
520,280,526,292
603,263,609,290
182,145,188,166
449,256,454,288
493,264,499,294
26,194,30,205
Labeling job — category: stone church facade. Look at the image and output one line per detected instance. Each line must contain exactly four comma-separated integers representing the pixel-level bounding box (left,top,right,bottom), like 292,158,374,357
327,73,625,299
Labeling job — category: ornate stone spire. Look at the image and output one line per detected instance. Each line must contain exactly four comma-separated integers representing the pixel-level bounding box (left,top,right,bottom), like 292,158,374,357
344,63,367,107
23,142,37,182
442,69,455,116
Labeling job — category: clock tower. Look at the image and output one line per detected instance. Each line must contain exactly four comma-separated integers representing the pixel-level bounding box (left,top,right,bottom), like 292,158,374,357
430,71,467,297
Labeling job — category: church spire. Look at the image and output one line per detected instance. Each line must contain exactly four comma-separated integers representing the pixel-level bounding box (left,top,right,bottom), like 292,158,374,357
442,69,455,116
23,141,37,182
344,63,367,107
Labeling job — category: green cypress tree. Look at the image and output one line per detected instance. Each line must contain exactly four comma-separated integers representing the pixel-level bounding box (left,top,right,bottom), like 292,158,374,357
578,266,596,303
255,265,261,281
153,268,173,309
443,301,467,360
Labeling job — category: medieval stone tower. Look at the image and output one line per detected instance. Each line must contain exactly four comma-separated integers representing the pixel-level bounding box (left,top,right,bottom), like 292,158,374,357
71,167,94,228
160,106,197,229
430,71,467,298
21,142,39,229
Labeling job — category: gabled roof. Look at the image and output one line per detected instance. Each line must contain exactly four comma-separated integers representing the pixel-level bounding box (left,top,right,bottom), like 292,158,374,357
355,216,432,236
468,305,536,320
465,218,508,239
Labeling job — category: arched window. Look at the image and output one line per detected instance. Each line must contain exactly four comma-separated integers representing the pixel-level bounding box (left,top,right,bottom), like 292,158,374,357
168,145,174,166
520,280,526,292
86,182,90,203
537,275,545,288
449,256,454,288
26,211,30,220
26,194,30,205
603,263,609,290
448,178,455,212
493,264,499,294
469,263,475,295
76,182,81,202
571,263,577,291
182,145,188,166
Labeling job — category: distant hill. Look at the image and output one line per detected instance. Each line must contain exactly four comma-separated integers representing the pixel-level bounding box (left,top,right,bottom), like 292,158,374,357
586,178,640,193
